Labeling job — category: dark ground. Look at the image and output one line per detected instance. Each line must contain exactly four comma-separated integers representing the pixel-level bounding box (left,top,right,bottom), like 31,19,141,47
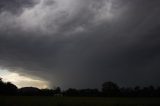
0,96,160,106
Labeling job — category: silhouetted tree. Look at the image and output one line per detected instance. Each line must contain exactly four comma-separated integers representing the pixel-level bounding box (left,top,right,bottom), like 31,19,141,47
0,78,17,95
102,81,120,97
41,89,55,96
79,89,100,97
54,87,61,94
156,87,160,97
64,88,79,96
120,87,134,97
5,82,18,95
133,86,141,97
19,87,41,96
140,86,155,97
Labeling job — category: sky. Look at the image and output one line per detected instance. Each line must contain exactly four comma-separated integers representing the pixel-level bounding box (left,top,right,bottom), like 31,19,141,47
0,0,160,89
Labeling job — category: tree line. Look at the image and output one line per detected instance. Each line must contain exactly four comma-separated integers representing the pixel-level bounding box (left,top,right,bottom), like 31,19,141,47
0,78,160,97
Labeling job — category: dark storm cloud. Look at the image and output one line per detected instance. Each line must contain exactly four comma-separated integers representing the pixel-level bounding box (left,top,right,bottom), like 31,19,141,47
0,0,38,14
0,0,160,88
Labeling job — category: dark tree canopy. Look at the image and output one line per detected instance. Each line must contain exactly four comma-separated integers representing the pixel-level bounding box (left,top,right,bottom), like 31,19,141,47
0,78,18,95
102,81,120,96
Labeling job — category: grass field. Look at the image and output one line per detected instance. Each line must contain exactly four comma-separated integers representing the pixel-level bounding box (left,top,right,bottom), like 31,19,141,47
0,96,160,106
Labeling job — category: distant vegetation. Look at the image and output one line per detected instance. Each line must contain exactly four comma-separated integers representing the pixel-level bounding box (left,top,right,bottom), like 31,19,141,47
0,77,160,97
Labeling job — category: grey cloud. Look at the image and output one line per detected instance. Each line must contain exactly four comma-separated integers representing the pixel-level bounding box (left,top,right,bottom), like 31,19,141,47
0,0,38,14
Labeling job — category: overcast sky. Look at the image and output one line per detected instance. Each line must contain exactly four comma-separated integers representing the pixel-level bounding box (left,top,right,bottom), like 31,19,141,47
0,0,160,89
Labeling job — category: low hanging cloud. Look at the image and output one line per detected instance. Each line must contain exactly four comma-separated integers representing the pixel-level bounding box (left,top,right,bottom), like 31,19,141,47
0,0,160,89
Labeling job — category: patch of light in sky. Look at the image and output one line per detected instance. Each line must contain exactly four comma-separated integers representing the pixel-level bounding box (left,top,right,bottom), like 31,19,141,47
0,69,49,89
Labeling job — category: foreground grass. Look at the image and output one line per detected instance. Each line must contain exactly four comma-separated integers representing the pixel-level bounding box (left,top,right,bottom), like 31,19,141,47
0,96,160,106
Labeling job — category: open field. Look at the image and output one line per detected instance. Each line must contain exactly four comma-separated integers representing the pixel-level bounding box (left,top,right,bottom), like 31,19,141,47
0,96,160,106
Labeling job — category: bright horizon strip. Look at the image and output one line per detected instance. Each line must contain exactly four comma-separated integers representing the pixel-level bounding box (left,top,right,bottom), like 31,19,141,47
0,69,49,89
